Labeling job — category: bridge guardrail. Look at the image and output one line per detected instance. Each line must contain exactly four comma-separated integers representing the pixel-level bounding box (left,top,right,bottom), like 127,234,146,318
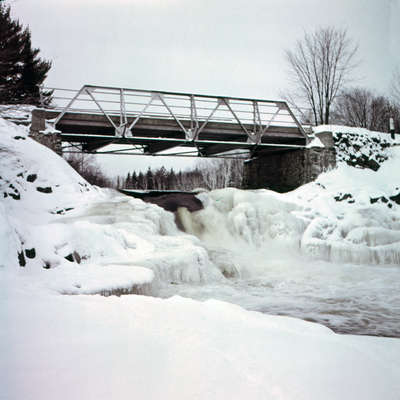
42,85,306,140
34,85,309,158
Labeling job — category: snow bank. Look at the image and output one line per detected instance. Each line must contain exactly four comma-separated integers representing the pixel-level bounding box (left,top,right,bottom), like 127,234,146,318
1,285,400,400
290,144,400,264
0,115,221,291
1,115,400,399
0,201,19,268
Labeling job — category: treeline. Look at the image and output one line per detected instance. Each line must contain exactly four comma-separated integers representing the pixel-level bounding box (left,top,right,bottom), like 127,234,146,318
118,159,244,191
298,86,400,133
330,87,400,133
64,153,244,191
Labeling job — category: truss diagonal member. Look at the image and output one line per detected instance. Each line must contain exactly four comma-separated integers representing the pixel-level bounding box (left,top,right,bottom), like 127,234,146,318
261,104,282,136
126,95,155,136
222,98,251,138
195,99,223,139
85,87,119,134
156,93,189,137
54,86,86,125
282,101,307,137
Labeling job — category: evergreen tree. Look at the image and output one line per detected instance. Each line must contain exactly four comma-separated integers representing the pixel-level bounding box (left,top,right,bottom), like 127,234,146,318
137,172,146,190
131,171,138,189
155,166,168,190
167,169,176,190
125,172,131,189
146,167,155,190
0,3,52,105
0,3,22,103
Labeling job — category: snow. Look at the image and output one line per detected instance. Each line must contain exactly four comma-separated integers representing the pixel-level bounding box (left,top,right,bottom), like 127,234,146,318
314,124,399,168
2,290,400,400
306,136,325,148
287,145,400,264
1,110,400,399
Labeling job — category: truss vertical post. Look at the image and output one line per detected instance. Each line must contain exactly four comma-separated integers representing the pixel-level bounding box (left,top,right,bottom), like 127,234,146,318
190,94,199,141
119,88,128,137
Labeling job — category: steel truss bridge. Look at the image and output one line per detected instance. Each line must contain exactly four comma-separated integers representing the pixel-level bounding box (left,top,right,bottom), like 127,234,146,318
35,85,307,159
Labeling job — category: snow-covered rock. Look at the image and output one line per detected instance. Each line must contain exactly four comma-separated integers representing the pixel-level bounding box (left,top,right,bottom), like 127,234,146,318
315,124,397,170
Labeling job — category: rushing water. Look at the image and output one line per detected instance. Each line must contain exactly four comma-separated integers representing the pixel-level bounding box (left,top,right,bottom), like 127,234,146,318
77,193,400,338
158,256,400,337
155,202,400,337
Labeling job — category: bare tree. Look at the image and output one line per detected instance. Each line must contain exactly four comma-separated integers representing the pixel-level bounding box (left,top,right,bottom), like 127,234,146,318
196,158,244,189
332,87,395,132
64,153,114,188
284,27,358,125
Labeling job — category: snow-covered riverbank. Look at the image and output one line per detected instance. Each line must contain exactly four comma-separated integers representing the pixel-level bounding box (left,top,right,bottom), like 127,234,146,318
1,109,400,399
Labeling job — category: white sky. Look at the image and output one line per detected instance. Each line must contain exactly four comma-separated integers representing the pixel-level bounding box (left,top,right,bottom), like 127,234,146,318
10,0,400,176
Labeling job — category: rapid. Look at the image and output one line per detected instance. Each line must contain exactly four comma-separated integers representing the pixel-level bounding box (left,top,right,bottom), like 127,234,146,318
154,188,400,337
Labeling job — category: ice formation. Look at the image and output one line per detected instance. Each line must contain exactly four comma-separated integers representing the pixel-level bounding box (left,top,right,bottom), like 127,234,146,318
1,109,400,399
0,115,222,294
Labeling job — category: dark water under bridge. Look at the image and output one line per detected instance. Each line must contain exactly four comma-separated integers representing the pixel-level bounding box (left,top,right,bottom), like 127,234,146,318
31,85,307,159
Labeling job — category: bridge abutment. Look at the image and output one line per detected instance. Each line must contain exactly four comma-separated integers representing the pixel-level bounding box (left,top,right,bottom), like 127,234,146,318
30,109,62,155
243,132,336,192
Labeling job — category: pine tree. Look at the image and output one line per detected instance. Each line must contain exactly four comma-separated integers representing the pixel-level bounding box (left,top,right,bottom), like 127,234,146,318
0,3,52,105
146,167,155,190
125,172,131,189
131,171,138,189
167,169,176,190
0,3,21,102
137,172,146,190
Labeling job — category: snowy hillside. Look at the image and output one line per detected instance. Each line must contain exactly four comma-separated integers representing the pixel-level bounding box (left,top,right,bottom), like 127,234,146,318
1,109,400,400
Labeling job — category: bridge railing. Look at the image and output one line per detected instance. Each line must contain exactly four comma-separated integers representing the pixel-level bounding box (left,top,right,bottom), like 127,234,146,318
43,85,306,142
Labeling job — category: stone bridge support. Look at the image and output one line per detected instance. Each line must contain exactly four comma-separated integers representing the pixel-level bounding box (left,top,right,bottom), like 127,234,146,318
30,109,62,155
242,131,336,192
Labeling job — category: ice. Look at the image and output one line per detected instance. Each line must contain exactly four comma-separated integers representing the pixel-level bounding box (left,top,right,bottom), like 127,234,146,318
1,113,400,398
0,114,223,287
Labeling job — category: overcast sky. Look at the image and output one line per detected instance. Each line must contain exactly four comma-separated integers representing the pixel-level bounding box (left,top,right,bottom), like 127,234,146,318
10,0,400,176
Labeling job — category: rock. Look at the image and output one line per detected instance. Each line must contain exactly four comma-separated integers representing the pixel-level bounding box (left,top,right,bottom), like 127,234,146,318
36,186,52,193
27,174,37,182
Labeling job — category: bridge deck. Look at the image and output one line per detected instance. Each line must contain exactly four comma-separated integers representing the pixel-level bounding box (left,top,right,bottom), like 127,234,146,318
32,85,307,158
